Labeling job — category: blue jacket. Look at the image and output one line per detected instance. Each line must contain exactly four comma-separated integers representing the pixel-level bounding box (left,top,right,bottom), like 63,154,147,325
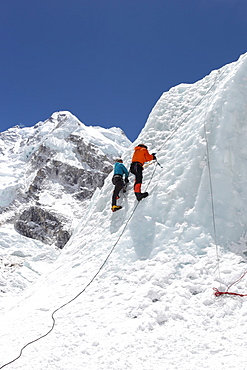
114,162,129,179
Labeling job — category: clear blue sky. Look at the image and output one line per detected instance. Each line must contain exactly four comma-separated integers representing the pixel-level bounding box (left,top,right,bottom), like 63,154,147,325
1,0,246,141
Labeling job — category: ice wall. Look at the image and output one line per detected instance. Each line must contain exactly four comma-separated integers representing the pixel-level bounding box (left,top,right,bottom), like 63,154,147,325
133,52,247,252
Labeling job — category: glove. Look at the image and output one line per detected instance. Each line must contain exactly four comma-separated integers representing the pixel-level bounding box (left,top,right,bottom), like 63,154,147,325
152,153,156,160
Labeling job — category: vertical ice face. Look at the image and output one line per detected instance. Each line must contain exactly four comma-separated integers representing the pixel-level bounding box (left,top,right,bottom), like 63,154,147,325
131,53,247,251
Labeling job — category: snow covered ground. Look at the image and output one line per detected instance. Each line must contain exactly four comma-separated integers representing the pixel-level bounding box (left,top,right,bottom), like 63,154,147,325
1,53,247,369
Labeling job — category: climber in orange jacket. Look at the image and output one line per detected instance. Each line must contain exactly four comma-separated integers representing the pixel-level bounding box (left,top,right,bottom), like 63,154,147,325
130,144,156,201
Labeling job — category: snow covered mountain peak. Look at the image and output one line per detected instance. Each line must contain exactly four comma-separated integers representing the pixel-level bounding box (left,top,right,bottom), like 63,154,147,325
0,111,131,205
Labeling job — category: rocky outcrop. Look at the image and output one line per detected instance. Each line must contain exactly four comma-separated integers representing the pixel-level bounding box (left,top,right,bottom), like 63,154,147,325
14,206,71,249
27,134,113,201
28,159,109,200
67,134,113,172
18,135,114,247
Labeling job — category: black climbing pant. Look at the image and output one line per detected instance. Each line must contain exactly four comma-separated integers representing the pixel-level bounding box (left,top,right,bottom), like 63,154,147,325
112,175,124,206
130,162,143,193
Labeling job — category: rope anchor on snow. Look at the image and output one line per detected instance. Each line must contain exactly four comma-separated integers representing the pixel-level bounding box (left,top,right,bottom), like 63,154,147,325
214,270,247,297
213,288,247,297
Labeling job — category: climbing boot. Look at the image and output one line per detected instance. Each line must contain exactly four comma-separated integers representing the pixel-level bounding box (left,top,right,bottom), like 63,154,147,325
111,205,122,212
135,192,149,201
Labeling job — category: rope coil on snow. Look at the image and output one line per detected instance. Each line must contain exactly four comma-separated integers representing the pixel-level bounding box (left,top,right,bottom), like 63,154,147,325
213,288,247,297
214,270,247,297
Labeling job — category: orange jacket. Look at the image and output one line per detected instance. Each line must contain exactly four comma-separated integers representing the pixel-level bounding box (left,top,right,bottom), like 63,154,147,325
131,146,154,166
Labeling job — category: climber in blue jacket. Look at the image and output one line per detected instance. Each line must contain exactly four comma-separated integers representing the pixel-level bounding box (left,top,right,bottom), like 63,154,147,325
111,158,129,212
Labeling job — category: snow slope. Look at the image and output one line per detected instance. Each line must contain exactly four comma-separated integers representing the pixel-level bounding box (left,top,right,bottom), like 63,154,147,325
1,54,247,370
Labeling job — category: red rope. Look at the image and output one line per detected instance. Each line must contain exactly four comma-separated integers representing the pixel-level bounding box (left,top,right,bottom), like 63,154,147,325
214,270,247,297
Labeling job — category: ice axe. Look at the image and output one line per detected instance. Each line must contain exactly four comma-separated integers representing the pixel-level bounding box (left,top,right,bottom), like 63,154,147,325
156,160,163,168
152,153,163,168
